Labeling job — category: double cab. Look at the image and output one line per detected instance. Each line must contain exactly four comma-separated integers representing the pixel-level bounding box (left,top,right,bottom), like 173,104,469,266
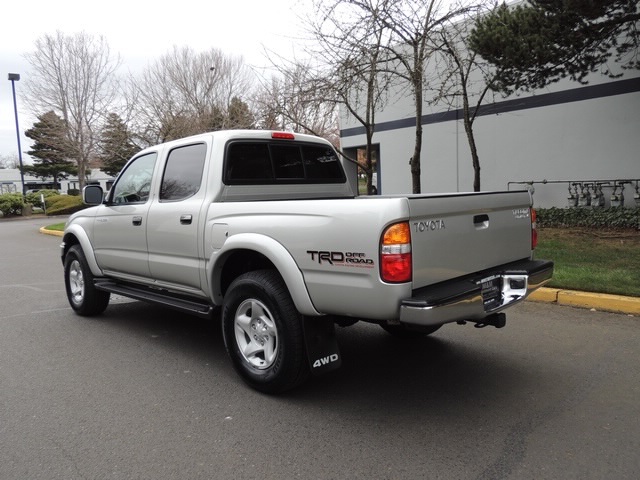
61,130,553,393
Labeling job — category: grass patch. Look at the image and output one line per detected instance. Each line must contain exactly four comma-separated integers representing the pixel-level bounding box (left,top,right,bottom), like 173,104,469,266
45,222,66,232
535,228,640,297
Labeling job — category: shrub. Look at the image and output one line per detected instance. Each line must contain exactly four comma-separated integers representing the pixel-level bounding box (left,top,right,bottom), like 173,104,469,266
25,189,59,209
537,207,640,230
67,189,80,196
0,193,24,216
45,195,87,216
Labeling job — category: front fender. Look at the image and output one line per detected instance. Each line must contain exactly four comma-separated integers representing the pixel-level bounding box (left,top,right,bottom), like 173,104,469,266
62,224,103,277
209,233,320,316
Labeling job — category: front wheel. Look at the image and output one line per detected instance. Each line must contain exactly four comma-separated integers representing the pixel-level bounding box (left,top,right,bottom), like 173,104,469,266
222,270,309,394
64,245,110,316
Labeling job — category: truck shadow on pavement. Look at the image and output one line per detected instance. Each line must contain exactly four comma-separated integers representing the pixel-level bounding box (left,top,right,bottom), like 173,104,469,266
92,300,232,374
293,322,534,407
88,300,545,418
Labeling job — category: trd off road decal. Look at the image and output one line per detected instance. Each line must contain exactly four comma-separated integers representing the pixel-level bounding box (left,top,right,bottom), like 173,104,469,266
307,250,375,268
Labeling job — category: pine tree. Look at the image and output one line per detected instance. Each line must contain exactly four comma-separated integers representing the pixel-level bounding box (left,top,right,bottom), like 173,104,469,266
98,114,140,177
227,97,255,129
469,0,640,93
24,111,77,188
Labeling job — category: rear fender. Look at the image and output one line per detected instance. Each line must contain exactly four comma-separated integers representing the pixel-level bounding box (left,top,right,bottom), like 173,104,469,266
209,233,320,316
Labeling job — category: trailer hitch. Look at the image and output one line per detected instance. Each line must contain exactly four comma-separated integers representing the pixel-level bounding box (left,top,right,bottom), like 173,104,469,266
472,312,507,329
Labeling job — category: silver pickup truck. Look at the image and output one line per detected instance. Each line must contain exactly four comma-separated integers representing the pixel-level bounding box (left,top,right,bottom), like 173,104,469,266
61,130,553,393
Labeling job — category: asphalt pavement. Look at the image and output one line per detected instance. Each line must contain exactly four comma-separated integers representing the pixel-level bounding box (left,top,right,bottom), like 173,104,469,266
1,215,639,480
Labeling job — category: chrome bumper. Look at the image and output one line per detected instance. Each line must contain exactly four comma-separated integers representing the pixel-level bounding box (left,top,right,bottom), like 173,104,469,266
399,259,554,327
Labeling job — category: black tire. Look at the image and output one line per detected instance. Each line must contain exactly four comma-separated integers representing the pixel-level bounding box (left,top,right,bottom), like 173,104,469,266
222,270,309,394
381,323,441,337
64,245,110,316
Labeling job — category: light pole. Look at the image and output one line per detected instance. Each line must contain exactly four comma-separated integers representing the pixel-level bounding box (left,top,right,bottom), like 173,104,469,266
8,73,26,199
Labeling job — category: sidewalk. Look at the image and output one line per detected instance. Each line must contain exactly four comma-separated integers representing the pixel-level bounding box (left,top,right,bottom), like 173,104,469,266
41,226,639,317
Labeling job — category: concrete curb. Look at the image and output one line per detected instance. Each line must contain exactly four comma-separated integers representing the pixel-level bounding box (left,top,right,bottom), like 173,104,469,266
528,287,640,316
40,227,64,237
39,227,638,316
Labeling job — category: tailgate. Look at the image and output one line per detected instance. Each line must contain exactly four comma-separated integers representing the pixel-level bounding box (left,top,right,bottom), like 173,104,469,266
408,191,533,289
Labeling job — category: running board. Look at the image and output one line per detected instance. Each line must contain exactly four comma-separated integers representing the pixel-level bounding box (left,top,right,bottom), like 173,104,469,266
94,280,214,318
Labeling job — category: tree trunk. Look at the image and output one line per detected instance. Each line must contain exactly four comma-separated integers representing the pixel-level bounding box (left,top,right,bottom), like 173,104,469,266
461,92,480,192
77,161,87,191
411,70,423,194
365,129,375,194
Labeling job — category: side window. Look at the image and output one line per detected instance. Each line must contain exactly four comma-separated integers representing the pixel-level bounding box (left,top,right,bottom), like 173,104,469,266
160,143,207,201
111,152,157,204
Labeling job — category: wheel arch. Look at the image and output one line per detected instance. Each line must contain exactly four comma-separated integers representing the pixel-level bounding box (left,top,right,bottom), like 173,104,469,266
61,225,103,277
209,233,320,316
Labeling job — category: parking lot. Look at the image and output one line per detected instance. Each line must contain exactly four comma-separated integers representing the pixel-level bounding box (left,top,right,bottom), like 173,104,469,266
1,217,639,479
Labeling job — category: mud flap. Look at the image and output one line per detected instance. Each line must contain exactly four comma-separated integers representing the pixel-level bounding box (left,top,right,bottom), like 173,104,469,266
302,316,342,375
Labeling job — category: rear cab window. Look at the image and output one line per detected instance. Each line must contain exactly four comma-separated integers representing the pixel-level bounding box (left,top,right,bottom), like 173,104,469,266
224,140,345,185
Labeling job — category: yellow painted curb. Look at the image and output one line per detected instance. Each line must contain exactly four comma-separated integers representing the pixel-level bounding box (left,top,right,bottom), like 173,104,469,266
527,287,559,303
39,227,64,237
557,290,640,315
527,287,639,316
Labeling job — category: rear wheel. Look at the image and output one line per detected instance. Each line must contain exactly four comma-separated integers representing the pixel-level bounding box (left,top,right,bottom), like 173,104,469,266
222,270,309,393
64,245,110,316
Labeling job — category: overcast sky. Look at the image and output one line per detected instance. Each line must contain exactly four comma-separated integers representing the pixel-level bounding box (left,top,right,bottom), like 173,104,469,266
0,0,310,163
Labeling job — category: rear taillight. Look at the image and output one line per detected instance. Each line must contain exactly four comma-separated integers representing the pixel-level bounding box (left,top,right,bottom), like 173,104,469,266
531,208,538,250
380,222,412,283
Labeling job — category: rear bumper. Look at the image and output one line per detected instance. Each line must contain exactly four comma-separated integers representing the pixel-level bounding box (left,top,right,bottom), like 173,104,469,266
399,259,554,327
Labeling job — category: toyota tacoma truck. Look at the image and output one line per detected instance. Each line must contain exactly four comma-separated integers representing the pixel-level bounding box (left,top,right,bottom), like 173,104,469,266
61,130,553,393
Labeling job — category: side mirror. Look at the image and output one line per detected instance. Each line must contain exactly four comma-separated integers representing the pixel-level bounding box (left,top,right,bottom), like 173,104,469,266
83,185,104,205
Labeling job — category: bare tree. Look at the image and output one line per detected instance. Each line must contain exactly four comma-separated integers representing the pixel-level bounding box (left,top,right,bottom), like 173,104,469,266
306,0,394,194
253,63,340,146
24,31,121,189
0,154,19,169
335,0,473,193
432,3,497,192
127,46,256,145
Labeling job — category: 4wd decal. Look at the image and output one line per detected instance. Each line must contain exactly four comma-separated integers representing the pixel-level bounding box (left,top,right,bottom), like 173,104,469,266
307,250,375,268
312,354,339,369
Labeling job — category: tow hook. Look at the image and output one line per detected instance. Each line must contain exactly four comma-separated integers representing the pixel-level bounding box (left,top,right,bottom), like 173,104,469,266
473,312,507,329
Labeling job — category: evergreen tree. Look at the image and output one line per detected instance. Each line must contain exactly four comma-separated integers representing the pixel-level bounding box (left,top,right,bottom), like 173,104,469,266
98,113,140,177
469,0,640,93
200,105,226,133
24,111,77,188
227,97,255,129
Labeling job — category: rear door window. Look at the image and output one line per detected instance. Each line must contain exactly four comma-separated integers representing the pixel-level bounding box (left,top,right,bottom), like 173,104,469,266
160,143,207,201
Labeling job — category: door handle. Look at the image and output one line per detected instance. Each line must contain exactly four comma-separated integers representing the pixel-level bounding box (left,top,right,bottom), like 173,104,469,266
180,214,193,225
132,216,142,226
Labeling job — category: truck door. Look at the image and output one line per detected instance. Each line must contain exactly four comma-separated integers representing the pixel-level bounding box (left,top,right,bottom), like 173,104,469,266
146,142,208,291
92,152,158,278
